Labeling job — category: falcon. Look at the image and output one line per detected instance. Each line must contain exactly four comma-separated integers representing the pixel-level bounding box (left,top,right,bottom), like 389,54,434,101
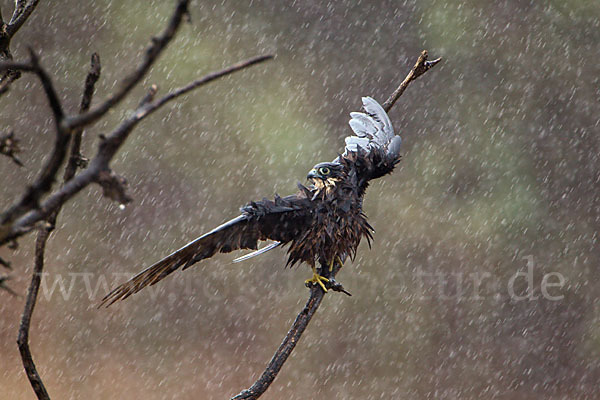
100,96,402,306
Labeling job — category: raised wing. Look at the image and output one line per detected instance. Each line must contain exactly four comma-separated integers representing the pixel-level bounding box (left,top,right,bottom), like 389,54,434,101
99,195,311,307
341,97,402,182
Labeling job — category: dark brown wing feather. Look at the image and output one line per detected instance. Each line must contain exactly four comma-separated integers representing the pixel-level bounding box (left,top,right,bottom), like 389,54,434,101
99,194,312,307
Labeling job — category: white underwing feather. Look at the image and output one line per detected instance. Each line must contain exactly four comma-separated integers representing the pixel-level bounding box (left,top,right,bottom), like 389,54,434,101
344,96,399,157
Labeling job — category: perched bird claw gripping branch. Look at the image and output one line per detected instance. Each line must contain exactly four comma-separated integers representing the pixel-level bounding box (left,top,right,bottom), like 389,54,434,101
99,96,402,307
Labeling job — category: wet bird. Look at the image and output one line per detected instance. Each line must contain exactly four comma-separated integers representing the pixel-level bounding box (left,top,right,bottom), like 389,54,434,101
100,97,402,307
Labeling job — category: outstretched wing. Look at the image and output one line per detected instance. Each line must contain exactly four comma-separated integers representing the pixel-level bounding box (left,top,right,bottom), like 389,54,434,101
99,195,311,307
341,96,402,183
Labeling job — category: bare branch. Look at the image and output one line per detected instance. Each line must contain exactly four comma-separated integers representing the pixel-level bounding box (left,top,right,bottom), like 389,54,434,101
0,60,35,72
0,0,41,93
62,0,190,132
27,49,65,121
382,50,442,113
0,51,68,227
0,53,273,246
17,226,52,400
149,54,274,111
1,3,269,397
231,50,441,400
14,50,103,400
231,284,326,400
62,53,101,183
7,0,41,37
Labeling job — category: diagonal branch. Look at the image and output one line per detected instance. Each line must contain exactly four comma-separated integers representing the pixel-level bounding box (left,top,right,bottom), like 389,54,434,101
17,226,52,400
62,0,190,132
0,51,67,227
382,50,442,113
7,0,41,37
147,54,273,112
230,50,441,400
1,0,189,233
0,0,41,94
0,54,273,247
231,280,327,400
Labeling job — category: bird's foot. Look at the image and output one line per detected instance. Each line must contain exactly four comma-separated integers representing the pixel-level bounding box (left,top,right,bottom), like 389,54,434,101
328,255,344,272
305,271,330,292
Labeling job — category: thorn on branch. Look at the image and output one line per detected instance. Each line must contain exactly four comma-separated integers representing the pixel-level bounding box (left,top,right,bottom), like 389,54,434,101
139,84,158,107
327,278,352,296
0,131,24,166
96,169,133,206
76,155,89,168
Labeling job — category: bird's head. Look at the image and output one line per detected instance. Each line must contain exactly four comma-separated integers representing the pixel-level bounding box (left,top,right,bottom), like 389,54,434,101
307,162,344,193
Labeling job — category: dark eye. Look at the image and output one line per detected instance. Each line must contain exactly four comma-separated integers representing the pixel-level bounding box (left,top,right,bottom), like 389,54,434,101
319,167,330,176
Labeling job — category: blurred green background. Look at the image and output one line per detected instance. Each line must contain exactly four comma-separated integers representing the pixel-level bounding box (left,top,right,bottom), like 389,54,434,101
1,0,599,399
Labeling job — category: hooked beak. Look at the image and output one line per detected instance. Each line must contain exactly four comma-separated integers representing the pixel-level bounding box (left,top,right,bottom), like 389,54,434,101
307,169,320,180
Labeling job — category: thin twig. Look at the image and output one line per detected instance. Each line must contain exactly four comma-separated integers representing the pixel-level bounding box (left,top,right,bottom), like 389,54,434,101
382,50,442,113
231,50,441,400
7,0,41,37
149,54,273,110
62,0,190,132
17,226,52,400
232,285,325,400
0,54,273,246
0,51,67,227
1,0,188,227
63,53,101,183
0,0,41,94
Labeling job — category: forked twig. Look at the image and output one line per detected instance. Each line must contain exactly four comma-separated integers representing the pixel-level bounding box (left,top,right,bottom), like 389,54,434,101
7,2,274,399
0,54,273,247
16,48,103,400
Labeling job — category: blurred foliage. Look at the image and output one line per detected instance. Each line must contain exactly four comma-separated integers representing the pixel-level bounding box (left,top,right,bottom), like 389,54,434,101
1,0,599,399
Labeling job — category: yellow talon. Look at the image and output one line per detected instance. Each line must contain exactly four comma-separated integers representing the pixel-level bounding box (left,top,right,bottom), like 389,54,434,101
329,255,345,272
305,266,329,292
